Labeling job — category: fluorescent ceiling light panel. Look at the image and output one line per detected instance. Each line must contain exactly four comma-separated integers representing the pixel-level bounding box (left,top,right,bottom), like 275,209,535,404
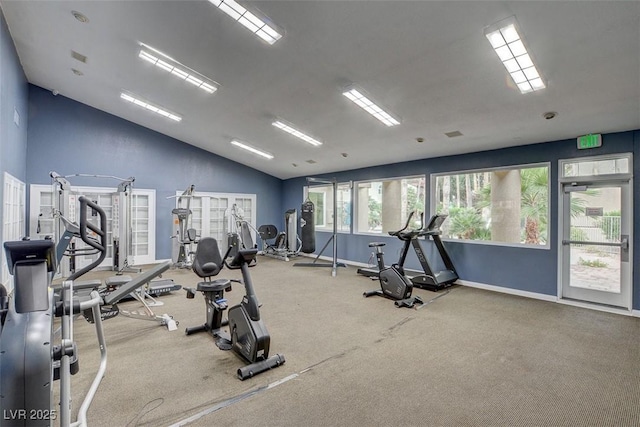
138,45,219,94
272,120,322,146
208,0,283,45
230,140,274,159
342,87,400,127
120,92,182,122
485,17,545,94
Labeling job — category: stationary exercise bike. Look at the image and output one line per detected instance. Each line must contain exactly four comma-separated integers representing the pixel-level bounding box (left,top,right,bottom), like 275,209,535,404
184,237,285,380
363,212,424,308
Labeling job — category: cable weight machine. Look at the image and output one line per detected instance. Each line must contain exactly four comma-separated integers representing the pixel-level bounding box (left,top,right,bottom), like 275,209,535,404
50,171,140,277
167,185,198,268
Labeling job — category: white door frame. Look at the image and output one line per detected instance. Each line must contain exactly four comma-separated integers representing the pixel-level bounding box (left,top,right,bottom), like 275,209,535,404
557,153,633,311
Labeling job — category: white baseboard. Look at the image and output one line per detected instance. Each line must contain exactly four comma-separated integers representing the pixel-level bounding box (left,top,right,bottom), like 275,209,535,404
460,279,638,317
296,256,640,317
457,279,557,302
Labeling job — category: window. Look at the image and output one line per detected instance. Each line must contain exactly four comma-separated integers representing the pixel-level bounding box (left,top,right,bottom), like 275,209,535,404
303,183,352,232
432,164,550,246
130,190,155,260
355,176,425,234
3,173,26,290
561,154,631,179
175,191,257,244
307,191,326,227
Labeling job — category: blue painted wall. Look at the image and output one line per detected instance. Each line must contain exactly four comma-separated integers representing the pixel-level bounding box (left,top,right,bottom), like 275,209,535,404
26,85,283,260
0,7,29,239
283,131,640,310
4,5,638,310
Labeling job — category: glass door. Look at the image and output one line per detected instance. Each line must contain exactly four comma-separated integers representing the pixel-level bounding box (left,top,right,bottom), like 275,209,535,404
560,181,631,308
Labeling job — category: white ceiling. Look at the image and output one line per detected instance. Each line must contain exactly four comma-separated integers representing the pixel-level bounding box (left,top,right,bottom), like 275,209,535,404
2,1,639,179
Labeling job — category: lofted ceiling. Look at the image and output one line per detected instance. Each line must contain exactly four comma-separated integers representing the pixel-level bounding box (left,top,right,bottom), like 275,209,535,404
1,1,639,180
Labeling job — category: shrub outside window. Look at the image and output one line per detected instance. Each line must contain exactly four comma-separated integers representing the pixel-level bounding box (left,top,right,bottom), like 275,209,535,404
433,164,550,246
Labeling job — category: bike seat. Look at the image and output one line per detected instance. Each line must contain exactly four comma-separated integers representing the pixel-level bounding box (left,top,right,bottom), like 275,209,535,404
368,242,386,247
196,278,231,293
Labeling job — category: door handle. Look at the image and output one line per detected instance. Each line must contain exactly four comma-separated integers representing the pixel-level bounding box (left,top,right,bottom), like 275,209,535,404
621,236,629,251
621,234,629,262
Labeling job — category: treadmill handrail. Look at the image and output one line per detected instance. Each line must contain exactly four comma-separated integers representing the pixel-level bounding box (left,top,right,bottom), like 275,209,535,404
388,211,417,238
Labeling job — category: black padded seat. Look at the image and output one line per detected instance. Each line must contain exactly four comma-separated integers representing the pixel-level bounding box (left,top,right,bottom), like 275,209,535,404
192,238,223,278
368,242,386,247
196,278,231,293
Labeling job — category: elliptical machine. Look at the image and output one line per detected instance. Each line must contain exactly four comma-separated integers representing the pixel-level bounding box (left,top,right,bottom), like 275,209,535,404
184,237,285,380
363,212,424,308
0,197,108,427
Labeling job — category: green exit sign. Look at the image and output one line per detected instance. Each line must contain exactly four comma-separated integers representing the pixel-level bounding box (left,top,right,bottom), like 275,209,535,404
577,134,602,149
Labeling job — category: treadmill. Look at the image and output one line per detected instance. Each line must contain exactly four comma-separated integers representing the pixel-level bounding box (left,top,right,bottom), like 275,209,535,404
357,214,458,292
409,214,458,291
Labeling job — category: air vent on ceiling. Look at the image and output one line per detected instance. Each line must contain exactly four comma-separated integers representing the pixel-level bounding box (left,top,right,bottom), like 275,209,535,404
445,131,463,138
306,159,316,164
71,50,87,63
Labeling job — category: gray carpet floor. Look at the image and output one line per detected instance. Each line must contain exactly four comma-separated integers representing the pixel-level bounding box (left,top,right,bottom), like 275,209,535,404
59,256,639,427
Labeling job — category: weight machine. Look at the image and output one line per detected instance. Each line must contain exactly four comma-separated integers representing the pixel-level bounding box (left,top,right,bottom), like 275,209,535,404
293,177,347,277
228,203,258,261
168,185,198,268
258,209,302,262
50,171,139,277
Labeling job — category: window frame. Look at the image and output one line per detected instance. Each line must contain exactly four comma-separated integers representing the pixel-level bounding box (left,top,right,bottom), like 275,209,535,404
307,190,327,228
3,173,26,290
353,174,427,237
302,182,352,234
177,191,257,244
430,162,551,249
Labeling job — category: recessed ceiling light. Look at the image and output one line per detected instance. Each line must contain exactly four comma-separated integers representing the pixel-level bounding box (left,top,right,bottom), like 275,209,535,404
230,140,274,159
208,0,283,45
305,159,316,164
120,92,182,122
485,16,545,94
272,120,322,146
138,44,219,94
71,10,89,23
71,68,84,76
342,86,400,127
